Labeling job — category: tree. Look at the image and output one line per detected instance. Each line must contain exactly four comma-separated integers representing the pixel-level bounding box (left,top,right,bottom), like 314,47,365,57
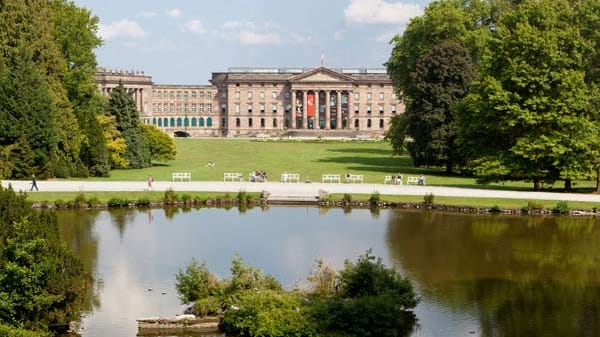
460,0,598,190
107,84,151,169
384,114,409,156
51,0,110,177
140,124,177,162
0,186,91,334
402,42,476,172
98,114,128,169
0,47,58,178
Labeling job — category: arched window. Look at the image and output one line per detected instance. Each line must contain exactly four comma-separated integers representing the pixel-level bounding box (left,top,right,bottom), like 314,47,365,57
379,119,384,128
152,117,157,125
354,119,359,128
177,118,182,127
207,117,213,127
170,117,175,126
367,119,372,128
199,117,205,127
191,117,197,127
184,117,189,127
158,118,163,127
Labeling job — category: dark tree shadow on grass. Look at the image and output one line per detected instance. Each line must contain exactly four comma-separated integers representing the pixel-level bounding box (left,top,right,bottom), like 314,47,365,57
327,148,395,155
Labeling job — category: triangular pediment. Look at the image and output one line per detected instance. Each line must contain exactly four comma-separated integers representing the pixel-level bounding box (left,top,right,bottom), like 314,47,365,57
290,67,355,83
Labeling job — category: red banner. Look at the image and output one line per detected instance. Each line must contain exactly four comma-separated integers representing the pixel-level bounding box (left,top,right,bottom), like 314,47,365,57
307,93,315,118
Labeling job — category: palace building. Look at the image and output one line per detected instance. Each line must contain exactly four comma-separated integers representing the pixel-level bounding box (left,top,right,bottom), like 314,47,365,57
95,66,403,138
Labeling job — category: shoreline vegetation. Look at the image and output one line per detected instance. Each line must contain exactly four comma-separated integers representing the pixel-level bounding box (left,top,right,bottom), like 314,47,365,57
23,189,600,216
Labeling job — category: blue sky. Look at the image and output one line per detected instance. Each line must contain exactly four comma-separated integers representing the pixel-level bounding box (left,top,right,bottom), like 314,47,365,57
74,0,432,84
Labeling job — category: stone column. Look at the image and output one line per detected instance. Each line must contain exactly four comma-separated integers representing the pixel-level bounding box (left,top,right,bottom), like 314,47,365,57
315,90,320,129
139,88,144,113
302,90,308,129
347,91,352,130
291,90,297,129
336,91,342,129
325,91,330,130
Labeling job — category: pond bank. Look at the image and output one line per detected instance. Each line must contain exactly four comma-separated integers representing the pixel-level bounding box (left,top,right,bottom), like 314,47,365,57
28,191,599,216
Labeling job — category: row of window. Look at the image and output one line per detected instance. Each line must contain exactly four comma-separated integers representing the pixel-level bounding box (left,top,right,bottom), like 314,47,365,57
229,103,397,114
229,91,397,101
148,117,214,128
152,90,213,100
230,118,386,129
152,103,213,113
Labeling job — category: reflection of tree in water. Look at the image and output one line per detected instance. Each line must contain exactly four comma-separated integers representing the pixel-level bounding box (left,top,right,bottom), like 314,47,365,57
57,210,102,312
385,210,600,336
109,208,138,238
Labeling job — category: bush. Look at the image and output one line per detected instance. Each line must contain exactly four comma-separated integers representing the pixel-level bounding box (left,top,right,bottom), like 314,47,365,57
164,188,178,204
194,296,222,317
220,290,316,337
553,200,570,215
312,250,418,337
73,192,87,208
107,198,130,207
526,201,544,211
175,259,225,304
135,197,150,206
490,205,502,213
237,190,249,205
181,194,192,204
423,193,434,205
343,193,353,204
368,192,380,207
87,197,101,207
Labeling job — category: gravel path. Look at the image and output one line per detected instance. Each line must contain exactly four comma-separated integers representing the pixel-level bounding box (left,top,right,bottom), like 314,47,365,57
3,180,600,203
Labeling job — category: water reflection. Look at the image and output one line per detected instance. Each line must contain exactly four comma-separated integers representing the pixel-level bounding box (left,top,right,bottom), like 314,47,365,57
386,211,600,336
57,208,600,337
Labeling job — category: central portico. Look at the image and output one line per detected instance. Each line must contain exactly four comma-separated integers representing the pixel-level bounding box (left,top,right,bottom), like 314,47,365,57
288,67,355,130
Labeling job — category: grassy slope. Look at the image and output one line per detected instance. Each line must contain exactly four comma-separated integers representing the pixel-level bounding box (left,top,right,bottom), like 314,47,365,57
87,139,595,192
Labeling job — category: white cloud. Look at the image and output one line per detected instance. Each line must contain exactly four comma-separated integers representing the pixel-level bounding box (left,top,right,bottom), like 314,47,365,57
166,8,182,18
183,20,206,34
220,21,284,45
98,20,147,40
137,11,157,19
239,31,283,45
345,0,422,25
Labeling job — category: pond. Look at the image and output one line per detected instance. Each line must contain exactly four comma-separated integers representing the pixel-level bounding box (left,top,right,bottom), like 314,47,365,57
57,206,600,337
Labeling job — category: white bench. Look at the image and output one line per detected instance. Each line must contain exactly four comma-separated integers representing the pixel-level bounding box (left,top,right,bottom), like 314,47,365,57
345,174,364,184
172,172,191,182
281,173,300,183
224,172,243,182
406,176,425,185
384,175,403,185
322,174,341,183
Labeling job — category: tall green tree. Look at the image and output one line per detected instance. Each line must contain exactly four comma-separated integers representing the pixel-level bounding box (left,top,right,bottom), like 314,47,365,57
0,48,58,178
402,42,476,172
51,0,110,176
107,84,151,169
0,0,83,178
460,0,598,190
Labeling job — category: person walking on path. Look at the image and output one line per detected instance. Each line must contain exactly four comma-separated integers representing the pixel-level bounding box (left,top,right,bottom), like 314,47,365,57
30,174,38,191
147,175,153,190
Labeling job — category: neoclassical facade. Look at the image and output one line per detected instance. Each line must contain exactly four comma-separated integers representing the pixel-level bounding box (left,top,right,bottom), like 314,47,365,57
96,67,403,137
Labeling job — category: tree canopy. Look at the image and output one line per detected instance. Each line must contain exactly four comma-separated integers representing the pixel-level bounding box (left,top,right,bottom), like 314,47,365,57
387,0,600,190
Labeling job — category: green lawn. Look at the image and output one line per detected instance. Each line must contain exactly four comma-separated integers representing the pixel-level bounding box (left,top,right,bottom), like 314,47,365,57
85,138,595,191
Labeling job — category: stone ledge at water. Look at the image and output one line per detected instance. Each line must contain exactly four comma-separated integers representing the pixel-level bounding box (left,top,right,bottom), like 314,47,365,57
137,315,221,336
